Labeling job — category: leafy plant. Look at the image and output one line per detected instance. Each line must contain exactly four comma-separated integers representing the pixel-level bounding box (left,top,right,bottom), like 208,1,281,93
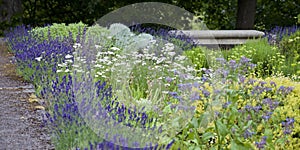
280,30,300,61
171,57,296,149
183,46,209,75
30,22,87,41
222,38,285,77
277,30,300,77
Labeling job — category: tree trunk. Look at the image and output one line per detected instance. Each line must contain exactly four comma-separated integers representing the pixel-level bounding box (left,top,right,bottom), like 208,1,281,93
0,0,22,23
236,0,256,29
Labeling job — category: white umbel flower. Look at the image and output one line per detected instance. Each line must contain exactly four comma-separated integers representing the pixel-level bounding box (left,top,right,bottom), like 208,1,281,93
65,69,70,73
35,57,42,62
110,47,120,51
65,54,73,59
58,63,67,67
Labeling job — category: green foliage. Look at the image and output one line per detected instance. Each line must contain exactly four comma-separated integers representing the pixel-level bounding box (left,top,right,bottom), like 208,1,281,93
176,0,238,30
85,24,110,42
277,30,300,77
256,0,300,30
0,13,23,36
21,0,113,27
7,22,300,149
2,0,299,34
183,46,209,73
263,76,300,149
30,22,87,41
171,58,296,149
280,30,300,61
222,39,286,77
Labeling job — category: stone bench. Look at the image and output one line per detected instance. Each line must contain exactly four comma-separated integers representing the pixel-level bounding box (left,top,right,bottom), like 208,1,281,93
168,30,265,49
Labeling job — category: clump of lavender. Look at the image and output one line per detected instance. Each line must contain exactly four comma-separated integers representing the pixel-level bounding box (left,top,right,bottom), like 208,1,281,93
255,136,267,149
264,25,299,45
5,25,77,98
282,118,295,135
43,74,161,149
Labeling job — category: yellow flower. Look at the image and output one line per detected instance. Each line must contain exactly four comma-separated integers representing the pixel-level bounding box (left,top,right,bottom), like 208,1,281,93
257,124,264,132
193,100,204,117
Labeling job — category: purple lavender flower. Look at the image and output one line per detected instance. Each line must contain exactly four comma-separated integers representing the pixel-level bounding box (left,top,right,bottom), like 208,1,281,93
201,76,208,82
255,136,267,149
277,86,294,95
222,70,229,78
263,98,279,110
248,79,257,85
270,81,276,87
168,91,178,98
178,83,192,91
231,127,236,134
238,75,246,84
222,101,232,109
282,117,295,135
251,85,263,96
202,90,210,98
264,87,272,92
259,81,267,87
243,128,254,139
192,82,200,88
240,56,251,64
165,77,173,83
228,60,237,69
216,58,226,64
166,140,175,150
253,105,262,112
262,111,273,120
245,105,253,111
190,91,200,101
286,86,295,94
262,98,272,105
264,25,299,44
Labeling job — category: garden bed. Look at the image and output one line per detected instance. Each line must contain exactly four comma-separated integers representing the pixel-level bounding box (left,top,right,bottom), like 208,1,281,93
4,23,300,149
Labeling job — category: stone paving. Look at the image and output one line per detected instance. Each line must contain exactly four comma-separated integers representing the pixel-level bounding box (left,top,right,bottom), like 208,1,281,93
0,42,53,149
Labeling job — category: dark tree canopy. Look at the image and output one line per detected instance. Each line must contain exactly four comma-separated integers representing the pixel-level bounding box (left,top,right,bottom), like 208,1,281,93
0,0,299,36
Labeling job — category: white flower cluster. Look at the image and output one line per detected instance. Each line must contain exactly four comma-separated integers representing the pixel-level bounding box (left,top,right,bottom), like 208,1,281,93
58,23,199,110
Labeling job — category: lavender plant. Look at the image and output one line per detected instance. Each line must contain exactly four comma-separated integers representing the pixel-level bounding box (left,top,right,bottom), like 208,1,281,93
221,39,286,77
264,25,298,45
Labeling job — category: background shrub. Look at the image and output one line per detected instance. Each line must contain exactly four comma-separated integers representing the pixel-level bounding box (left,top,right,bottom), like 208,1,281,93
183,46,209,73
30,22,87,42
278,30,300,77
222,39,285,77
280,30,300,61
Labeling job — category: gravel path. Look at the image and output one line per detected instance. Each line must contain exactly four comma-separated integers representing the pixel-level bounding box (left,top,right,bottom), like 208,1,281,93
0,40,54,150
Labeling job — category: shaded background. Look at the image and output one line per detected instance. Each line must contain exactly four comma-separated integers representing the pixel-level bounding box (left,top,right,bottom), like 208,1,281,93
0,0,299,36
